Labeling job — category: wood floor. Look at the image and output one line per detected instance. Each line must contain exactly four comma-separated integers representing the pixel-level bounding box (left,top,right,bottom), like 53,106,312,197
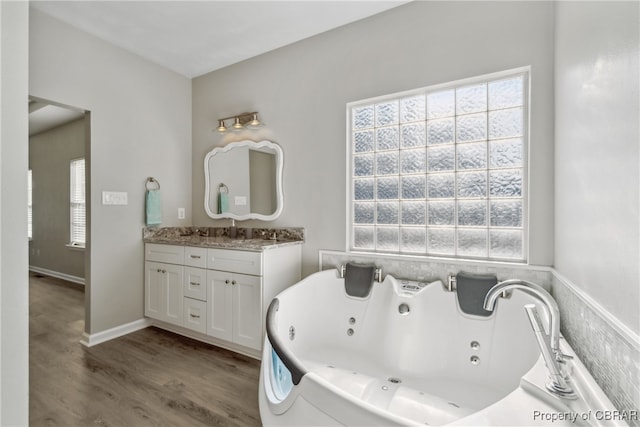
29,273,262,426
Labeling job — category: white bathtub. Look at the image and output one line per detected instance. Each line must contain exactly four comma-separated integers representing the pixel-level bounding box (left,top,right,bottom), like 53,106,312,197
259,269,626,426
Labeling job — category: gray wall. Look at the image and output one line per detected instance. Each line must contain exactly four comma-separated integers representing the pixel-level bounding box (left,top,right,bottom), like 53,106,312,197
0,1,29,424
192,1,556,276
29,118,86,279
554,1,639,335
29,8,192,335
553,3,639,416
249,150,277,215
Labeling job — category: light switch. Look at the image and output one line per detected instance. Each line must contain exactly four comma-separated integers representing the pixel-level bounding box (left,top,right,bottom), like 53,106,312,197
102,191,128,205
178,208,185,219
235,196,247,206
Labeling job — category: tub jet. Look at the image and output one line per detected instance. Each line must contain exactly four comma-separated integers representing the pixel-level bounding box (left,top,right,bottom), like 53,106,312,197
399,303,410,315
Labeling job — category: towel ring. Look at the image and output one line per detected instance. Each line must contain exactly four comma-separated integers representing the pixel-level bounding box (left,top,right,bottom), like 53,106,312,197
218,183,229,194
146,177,160,191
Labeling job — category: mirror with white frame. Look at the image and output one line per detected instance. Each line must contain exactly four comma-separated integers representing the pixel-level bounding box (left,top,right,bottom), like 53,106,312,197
204,140,283,221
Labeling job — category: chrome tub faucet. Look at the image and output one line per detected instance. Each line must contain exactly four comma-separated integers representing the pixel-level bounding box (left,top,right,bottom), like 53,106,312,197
484,279,577,399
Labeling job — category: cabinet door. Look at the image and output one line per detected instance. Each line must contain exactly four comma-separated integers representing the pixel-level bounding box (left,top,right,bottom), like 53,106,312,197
145,261,183,325
233,273,262,350
163,263,183,325
145,261,164,320
206,270,233,341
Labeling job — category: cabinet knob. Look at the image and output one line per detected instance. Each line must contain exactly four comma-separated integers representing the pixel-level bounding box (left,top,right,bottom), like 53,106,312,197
157,269,161,273
190,282,200,286
190,314,200,319
232,280,237,285
162,270,166,274
225,279,230,284
190,255,201,259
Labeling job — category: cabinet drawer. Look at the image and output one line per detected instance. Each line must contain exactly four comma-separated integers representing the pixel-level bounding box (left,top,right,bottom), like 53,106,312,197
184,246,207,268
145,243,184,264
183,298,206,334
207,248,262,276
184,267,207,301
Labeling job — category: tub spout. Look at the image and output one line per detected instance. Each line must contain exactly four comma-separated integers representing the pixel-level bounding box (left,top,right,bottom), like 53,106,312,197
483,279,577,399
483,280,561,352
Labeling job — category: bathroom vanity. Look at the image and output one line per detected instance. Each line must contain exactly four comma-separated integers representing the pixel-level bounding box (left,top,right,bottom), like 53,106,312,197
143,227,303,359
143,139,302,358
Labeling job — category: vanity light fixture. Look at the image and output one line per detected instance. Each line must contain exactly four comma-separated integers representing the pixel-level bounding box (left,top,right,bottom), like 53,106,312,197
246,113,263,129
215,111,264,133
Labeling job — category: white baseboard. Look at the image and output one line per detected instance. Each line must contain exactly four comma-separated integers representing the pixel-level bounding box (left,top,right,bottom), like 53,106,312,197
29,265,85,286
80,318,152,347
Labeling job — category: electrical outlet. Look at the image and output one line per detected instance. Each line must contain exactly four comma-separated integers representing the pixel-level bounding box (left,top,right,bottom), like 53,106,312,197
178,208,185,219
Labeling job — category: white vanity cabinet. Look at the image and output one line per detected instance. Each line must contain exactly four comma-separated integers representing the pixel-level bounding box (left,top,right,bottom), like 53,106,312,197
206,267,262,350
144,241,301,358
205,248,264,348
144,245,184,325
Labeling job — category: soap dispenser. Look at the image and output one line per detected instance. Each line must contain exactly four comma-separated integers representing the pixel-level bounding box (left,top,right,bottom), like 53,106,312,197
228,219,237,238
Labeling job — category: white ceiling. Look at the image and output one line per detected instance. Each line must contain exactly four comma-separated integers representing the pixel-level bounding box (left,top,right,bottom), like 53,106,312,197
29,1,409,134
30,0,410,79
29,101,85,137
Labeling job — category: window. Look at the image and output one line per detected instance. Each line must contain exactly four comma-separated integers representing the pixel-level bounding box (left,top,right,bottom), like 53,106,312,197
348,69,527,261
70,158,86,247
28,170,32,240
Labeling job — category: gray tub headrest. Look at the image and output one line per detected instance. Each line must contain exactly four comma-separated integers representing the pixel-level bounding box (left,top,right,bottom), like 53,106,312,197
344,263,376,298
455,271,498,317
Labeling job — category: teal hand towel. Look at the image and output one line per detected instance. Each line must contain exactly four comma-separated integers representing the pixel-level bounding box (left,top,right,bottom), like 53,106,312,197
146,189,162,226
218,192,229,214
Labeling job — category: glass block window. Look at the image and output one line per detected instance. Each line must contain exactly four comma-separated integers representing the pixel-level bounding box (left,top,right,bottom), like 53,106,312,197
70,158,86,247
348,70,527,261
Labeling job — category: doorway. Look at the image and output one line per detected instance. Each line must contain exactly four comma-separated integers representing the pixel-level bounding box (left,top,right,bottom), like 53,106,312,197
28,96,91,333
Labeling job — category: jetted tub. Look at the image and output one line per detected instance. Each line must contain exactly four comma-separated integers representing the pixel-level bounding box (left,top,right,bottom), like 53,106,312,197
259,268,626,426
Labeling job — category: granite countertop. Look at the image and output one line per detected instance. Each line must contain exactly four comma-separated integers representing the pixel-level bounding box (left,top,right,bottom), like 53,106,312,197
143,235,303,252
143,226,304,252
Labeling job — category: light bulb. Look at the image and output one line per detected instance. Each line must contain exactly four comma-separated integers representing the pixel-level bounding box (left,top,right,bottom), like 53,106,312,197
216,120,227,133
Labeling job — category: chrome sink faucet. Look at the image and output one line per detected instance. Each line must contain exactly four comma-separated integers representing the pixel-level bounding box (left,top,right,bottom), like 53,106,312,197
483,279,577,399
